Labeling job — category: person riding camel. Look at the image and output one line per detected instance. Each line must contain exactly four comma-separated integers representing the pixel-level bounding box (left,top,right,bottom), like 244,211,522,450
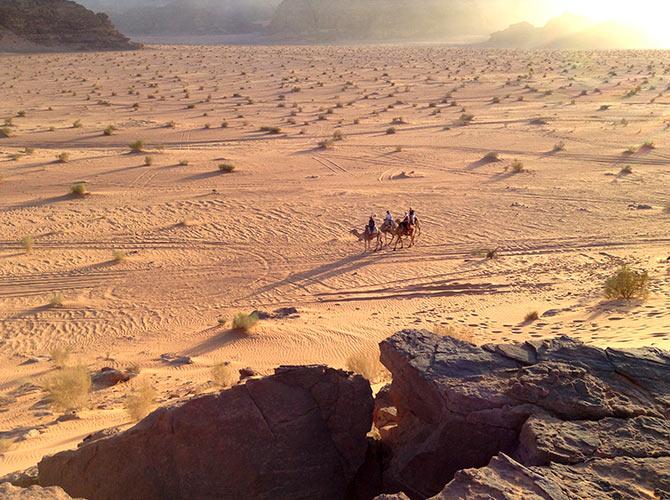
384,210,393,225
401,212,410,232
408,207,416,226
366,214,377,235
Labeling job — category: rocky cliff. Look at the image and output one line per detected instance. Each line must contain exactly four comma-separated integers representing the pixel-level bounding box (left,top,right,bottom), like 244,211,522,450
0,0,139,51
2,332,668,499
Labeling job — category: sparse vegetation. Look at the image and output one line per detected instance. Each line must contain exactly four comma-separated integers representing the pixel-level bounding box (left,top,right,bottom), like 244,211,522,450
103,125,116,136
482,152,500,162
507,160,525,173
144,156,153,166
211,363,239,388
178,160,189,166
218,163,235,173
0,127,12,138
70,182,87,196
260,126,281,134
345,348,389,384
43,365,91,411
524,311,539,323
129,140,144,153
49,347,70,367
386,127,397,135
126,380,157,421
620,165,633,175
112,250,126,263
49,292,65,307
232,312,259,332
604,265,650,300
55,152,69,163
21,235,34,254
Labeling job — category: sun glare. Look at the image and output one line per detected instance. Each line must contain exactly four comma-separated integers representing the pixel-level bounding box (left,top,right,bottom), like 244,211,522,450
544,0,670,47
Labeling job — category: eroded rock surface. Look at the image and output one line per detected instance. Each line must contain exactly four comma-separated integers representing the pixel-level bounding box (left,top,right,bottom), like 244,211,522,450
0,483,74,499
39,365,373,500
377,330,670,498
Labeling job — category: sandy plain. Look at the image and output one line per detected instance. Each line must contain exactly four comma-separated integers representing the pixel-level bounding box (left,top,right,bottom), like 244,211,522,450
0,45,669,474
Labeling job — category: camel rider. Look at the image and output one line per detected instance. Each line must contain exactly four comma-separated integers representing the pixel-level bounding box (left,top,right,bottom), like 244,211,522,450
384,211,393,225
408,207,416,225
401,212,410,231
366,215,377,235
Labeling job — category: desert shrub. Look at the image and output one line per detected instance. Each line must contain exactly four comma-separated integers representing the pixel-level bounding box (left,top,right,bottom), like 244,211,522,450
386,127,397,135
72,120,82,129
70,182,87,196
641,140,655,150
129,140,144,153
482,152,500,162
112,250,126,262
56,152,69,163
0,438,14,455
178,160,189,166
457,113,474,125
260,126,281,134
624,146,638,155
103,125,116,136
332,130,344,141
552,141,565,152
23,147,34,155
49,292,64,307
529,117,548,125
0,127,12,138
232,312,259,332
524,311,539,323
144,156,153,166
218,163,235,173
211,363,239,388
620,165,633,175
50,347,70,367
318,139,334,150
17,110,26,117
126,380,157,421
604,265,650,300
508,160,525,173
434,325,476,344
204,123,211,129
21,235,34,254
43,365,91,411
221,121,228,128
346,348,390,383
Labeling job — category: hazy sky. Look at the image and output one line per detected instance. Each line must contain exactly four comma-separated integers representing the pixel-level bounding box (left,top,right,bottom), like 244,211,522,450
540,0,670,46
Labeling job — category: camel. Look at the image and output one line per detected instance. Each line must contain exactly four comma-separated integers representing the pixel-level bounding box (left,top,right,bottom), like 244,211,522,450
350,228,383,252
380,219,398,245
390,218,416,251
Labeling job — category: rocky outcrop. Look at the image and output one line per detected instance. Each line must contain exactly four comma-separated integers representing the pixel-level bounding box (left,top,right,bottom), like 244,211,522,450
0,0,139,52
0,483,74,499
436,453,670,499
376,330,670,498
38,365,373,500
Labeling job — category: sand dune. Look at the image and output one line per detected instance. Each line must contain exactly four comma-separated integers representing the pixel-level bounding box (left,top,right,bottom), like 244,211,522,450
0,45,669,475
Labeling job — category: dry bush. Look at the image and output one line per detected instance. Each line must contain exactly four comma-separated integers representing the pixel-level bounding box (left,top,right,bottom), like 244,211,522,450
126,380,157,421
49,292,64,307
218,163,235,173
434,325,476,344
345,348,390,384
232,312,258,333
319,138,335,150
524,311,539,323
178,160,189,166
112,250,126,262
70,182,87,196
604,265,650,300
43,365,91,411
0,438,13,455
260,126,281,134
620,165,633,175
482,152,500,162
0,127,12,138
103,125,116,136
129,140,144,153
211,363,239,388
386,127,397,135
507,160,525,173
49,347,70,367
144,156,153,166
21,235,34,254
72,119,82,129
56,152,69,163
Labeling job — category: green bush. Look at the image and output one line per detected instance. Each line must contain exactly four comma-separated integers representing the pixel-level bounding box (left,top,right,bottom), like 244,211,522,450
604,265,650,300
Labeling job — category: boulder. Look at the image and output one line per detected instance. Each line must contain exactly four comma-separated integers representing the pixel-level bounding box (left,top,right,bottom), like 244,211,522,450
436,453,670,500
0,483,74,499
91,367,136,388
377,330,670,498
39,365,373,500
0,466,39,488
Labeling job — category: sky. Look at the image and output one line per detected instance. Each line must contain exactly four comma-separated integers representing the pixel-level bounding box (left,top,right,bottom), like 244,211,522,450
539,0,670,46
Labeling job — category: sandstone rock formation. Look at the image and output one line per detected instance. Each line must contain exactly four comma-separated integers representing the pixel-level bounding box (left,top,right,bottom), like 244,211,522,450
0,483,74,499
375,330,670,498
38,365,373,500
0,0,139,52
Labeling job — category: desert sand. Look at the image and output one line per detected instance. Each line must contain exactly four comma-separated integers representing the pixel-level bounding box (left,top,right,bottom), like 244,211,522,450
0,45,669,475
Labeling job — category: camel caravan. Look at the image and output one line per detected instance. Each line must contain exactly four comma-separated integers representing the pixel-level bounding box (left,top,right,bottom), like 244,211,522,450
351,208,421,252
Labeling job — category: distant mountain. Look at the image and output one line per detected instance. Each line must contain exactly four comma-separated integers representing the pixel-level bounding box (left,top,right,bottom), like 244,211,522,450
79,0,281,36
0,0,139,51
267,0,544,42
483,13,651,49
